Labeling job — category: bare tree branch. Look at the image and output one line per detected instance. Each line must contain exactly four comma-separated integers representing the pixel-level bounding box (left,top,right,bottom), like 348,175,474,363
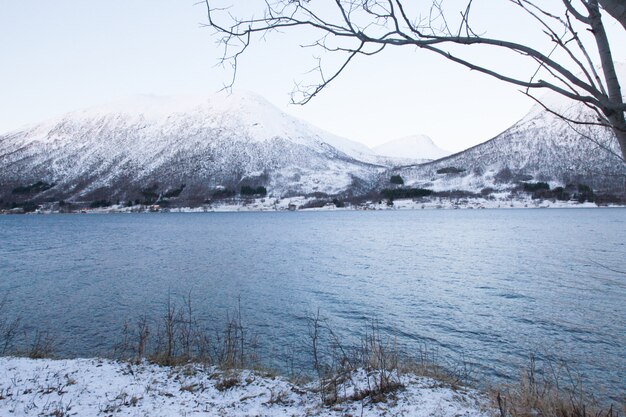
203,0,626,159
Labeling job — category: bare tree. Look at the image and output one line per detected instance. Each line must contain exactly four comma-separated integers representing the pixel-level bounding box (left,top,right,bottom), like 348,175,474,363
203,0,626,160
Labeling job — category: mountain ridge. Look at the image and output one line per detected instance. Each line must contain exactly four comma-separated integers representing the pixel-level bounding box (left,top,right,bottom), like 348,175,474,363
1,85,624,209
0,91,389,203
390,94,625,193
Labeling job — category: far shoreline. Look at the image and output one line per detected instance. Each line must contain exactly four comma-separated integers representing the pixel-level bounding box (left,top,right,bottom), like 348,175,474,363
2,195,624,215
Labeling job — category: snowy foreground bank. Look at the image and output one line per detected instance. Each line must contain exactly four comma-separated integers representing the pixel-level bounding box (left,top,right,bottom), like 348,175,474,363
0,357,493,416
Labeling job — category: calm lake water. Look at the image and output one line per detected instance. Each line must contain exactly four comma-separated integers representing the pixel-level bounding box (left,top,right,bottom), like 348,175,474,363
0,209,624,397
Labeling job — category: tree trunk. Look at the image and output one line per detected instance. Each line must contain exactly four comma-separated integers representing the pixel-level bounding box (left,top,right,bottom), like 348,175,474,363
613,124,626,162
599,0,626,30
588,0,626,161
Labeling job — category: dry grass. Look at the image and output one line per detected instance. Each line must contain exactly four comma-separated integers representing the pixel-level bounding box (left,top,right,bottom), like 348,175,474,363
107,303,624,415
494,355,623,417
113,295,257,370
1,297,56,359
0,296,21,355
215,375,240,391
1,294,623,415
26,331,56,359
300,309,479,407
305,311,408,405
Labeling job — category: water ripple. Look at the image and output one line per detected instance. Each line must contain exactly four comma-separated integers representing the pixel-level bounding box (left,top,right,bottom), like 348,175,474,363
0,209,624,395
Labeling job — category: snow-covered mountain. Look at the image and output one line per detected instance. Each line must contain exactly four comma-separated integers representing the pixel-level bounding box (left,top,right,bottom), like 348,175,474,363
372,135,451,162
2,82,624,208
0,91,388,203
390,87,625,193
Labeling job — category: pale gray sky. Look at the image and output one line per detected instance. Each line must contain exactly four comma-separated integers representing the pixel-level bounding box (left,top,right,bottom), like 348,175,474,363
1,1,623,152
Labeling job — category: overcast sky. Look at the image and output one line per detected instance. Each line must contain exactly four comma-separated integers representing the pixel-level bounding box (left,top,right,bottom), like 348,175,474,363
1,1,623,152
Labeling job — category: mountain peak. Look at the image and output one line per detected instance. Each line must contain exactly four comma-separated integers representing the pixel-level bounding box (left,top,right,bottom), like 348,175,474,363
372,135,451,161
0,89,390,202
76,90,275,119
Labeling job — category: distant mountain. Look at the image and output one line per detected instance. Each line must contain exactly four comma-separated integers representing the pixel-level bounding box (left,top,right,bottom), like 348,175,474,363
390,83,626,193
372,135,451,162
2,83,624,209
0,91,388,204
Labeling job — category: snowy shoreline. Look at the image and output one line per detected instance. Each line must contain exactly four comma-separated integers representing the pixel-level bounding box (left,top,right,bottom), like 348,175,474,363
3,195,623,215
0,357,493,416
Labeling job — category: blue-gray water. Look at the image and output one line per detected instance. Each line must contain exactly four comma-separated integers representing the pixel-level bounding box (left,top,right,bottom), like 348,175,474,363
0,209,624,397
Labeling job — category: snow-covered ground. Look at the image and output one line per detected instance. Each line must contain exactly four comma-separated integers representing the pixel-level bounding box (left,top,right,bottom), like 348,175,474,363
19,194,617,215
0,357,493,417
363,196,602,210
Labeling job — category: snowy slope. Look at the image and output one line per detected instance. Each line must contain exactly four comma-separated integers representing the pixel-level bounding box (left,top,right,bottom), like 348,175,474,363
373,134,451,162
2,80,624,206
0,91,388,202
390,75,626,193
0,357,492,417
